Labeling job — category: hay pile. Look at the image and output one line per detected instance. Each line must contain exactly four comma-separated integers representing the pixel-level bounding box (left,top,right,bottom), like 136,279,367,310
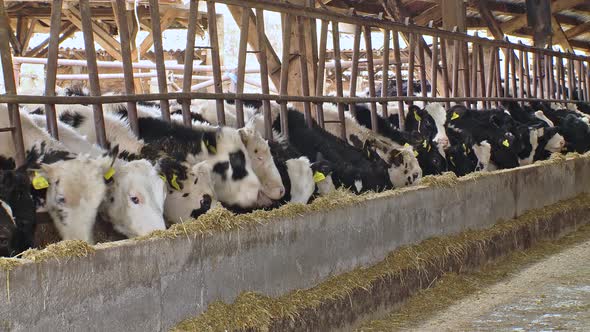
21,240,95,262
173,193,590,331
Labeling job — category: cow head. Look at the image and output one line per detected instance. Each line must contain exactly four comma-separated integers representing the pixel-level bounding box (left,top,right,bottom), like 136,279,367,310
540,127,566,153
382,145,422,187
210,127,263,208
238,125,285,201
0,166,35,256
445,143,477,176
415,138,448,175
163,160,216,222
310,155,336,196
100,159,166,238
284,157,315,204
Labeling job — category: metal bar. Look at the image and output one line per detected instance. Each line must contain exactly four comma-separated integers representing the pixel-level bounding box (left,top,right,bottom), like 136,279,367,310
517,48,524,102
315,19,328,129
462,41,470,107
297,16,313,128
538,52,545,99
524,49,532,99
495,47,502,107
381,28,390,115
347,23,361,119
431,35,438,99
148,0,170,121
181,0,198,127
568,56,574,101
418,33,427,102
533,52,538,98
79,0,107,148
0,0,24,166
452,38,460,100
234,8,249,128
279,14,293,139
486,47,495,110
440,37,451,109
114,0,139,136
556,55,562,99
575,59,582,101
510,48,517,100
333,21,346,140
206,1,225,126
471,38,479,108
43,0,63,140
478,43,486,108
393,30,404,129
503,46,509,98
547,54,554,99
407,33,415,106
255,8,273,140
363,25,378,133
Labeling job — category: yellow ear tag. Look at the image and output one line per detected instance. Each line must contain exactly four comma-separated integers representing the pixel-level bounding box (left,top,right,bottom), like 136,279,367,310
451,112,460,120
414,113,422,122
170,174,181,191
428,144,432,152
422,140,428,149
32,172,49,190
313,171,326,183
502,139,510,148
104,167,116,181
462,143,467,151
404,143,411,148
413,150,419,157
159,174,167,182
204,140,217,154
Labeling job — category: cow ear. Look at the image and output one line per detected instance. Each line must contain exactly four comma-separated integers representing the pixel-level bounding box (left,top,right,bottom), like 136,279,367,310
237,128,249,145
408,105,421,117
387,149,404,167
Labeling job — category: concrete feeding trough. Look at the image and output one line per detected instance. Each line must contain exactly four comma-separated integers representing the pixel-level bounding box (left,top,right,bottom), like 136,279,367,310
1,154,589,331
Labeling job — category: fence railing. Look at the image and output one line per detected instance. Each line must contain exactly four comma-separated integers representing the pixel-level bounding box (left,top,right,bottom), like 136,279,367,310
1,0,590,166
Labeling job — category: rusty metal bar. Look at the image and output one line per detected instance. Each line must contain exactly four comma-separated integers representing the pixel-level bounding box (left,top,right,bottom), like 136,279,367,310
206,1,225,125
452,38,460,100
431,35,438,99
440,37,451,109
418,33,427,102
181,0,199,127
486,47,496,110
556,55,563,99
148,0,171,121
255,8,273,140
347,23,361,119
279,14,293,139
568,56,575,101
234,8,249,128
510,49,517,100
495,47,502,107
79,0,107,148
406,32,415,106
381,28,390,115
0,0,24,166
462,41,470,107
517,48,524,102
539,52,545,99
393,30,404,129
114,0,139,136
298,16,313,128
533,52,539,98
471,37,479,108
43,0,63,140
315,19,328,129
523,49,532,99
547,54,554,99
478,43,486,108
332,21,346,140
363,25,378,132
503,46,509,98
575,59,582,101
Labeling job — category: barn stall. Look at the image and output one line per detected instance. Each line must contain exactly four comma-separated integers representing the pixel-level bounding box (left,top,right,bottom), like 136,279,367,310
0,0,590,330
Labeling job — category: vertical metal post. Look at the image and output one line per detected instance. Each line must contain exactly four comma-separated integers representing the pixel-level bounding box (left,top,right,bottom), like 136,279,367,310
79,0,107,148
148,0,170,121
181,0,198,127
407,33,415,106
0,0,24,166
392,31,404,129
567,55,574,101
255,8,273,140
452,38,460,100
347,24,361,119
44,0,63,140
206,1,225,125
510,49,517,100
297,16,312,128
462,41,470,107
440,37,451,109
503,47,509,98
477,43,486,107
235,8,249,128
314,19,328,129
418,34,428,102
332,21,346,140
494,47,502,107
486,47,496,109
363,25,378,132
471,38,479,108
431,35,438,99
114,0,139,136
279,14,293,139
381,28,390,115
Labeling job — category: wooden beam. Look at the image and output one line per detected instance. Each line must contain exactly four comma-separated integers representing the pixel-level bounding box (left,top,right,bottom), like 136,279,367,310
441,0,466,32
64,6,122,60
136,8,177,59
551,15,573,52
413,4,440,26
565,21,590,39
501,0,586,35
227,5,281,90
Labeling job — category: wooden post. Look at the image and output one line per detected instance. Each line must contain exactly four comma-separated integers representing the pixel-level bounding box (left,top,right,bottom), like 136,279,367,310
381,28,390,116
206,1,225,125
510,49,517,100
495,47,502,107
181,0,198,127
393,31,404,129
471,38,479,108
452,38,460,100
503,46,509,98
114,0,139,136
297,16,313,128
407,33,415,106
478,43,486,108
234,8,249,128
533,52,539,98
431,35,438,99
44,0,63,140
315,19,328,128
486,47,496,109
148,0,170,121
0,0,25,166
279,14,293,139
332,21,346,140
440,37,451,109
567,56,574,101
255,8,273,140
364,25,378,132
462,41,470,107
79,0,107,148
418,34,428,103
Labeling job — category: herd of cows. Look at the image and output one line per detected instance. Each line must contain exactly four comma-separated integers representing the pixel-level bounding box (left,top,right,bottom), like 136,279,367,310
1,84,590,257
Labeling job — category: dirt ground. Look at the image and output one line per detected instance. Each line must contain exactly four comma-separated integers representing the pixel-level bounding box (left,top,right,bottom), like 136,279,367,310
357,226,590,332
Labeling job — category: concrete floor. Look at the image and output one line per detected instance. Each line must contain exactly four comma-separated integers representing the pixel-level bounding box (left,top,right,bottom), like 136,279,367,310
412,239,590,331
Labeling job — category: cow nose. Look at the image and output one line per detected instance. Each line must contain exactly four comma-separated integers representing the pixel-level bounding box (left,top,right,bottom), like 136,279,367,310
200,194,212,210
437,137,449,148
279,187,285,197
412,172,420,180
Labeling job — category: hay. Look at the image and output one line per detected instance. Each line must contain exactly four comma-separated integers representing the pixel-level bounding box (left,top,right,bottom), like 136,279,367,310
359,222,590,330
172,193,590,331
0,258,21,271
21,240,95,262
420,172,458,188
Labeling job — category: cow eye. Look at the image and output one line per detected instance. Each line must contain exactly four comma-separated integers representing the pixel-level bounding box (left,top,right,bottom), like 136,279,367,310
56,195,66,205
130,196,140,205
0,239,8,247
254,149,259,154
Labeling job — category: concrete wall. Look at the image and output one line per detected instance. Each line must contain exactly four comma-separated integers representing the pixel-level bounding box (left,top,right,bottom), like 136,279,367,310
0,157,589,331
